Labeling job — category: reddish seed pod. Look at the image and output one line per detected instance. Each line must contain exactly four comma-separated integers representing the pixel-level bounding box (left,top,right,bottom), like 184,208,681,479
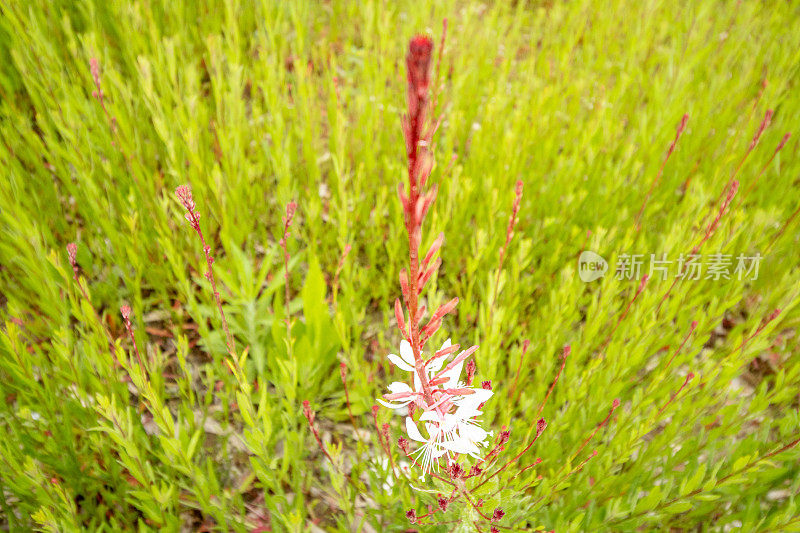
418,257,441,288
399,270,410,300
405,509,417,523
398,437,410,454
430,297,459,324
465,359,476,385
492,508,505,521
397,182,409,211
498,430,510,445
421,318,442,341
437,496,448,511
536,418,547,436
394,299,407,336
416,305,426,325
423,232,445,268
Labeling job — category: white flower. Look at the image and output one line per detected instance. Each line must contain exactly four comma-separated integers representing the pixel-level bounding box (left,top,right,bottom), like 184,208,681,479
403,385,494,478
386,339,417,373
445,388,494,455
382,338,494,479
376,381,415,409
404,416,450,479
379,339,454,409
421,388,493,457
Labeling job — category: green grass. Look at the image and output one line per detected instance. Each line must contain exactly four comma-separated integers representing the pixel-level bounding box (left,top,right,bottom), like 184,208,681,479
1,0,800,530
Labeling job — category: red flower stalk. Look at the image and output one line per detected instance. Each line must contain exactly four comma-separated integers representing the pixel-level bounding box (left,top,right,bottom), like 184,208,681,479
302,400,336,467
397,34,441,405
636,114,689,229
120,305,146,374
657,372,695,416
491,180,524,314
339,363,357,430
175,185,236,359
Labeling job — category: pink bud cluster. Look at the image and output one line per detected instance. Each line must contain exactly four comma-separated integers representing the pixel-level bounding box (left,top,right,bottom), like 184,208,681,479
176,185,200,231
66,242,79,279
89,58,103,101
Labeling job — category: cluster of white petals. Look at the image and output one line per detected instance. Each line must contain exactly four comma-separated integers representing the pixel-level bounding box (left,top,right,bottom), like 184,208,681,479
380,339,493,479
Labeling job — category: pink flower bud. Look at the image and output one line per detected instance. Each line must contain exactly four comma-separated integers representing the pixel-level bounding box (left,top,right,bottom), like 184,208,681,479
398,437,410,454
447,462,463,479
465,359,476,385
437,496,448,511
498,430,510,445
66,242,78,267
302,400,314,424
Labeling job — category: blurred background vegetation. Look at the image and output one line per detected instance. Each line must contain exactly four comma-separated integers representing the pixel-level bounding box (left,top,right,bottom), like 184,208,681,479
1,0,799,530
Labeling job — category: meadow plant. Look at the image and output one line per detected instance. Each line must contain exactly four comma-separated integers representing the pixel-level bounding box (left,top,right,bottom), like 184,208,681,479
3,2,800,531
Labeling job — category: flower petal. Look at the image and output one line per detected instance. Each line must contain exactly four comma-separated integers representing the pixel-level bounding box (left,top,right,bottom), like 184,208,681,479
419,410,441,423
400,339,415,366
441,437,480,456
460,422,489,444
440,359,464,389
441,413,459,433
388,353,415,372
377,398,411,409
455,388,493,412
405,417,426,442
426,338,451,372
413,369,422,393
388,382,412,394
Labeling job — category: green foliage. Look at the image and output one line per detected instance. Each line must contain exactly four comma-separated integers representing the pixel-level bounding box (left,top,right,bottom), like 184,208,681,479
1,0,799,531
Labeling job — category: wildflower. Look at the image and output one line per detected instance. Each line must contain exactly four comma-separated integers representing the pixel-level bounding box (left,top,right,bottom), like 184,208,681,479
379,338,457,410
492,507,505,521
437,496,449,511
403,390,494,478
404,416,450,478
